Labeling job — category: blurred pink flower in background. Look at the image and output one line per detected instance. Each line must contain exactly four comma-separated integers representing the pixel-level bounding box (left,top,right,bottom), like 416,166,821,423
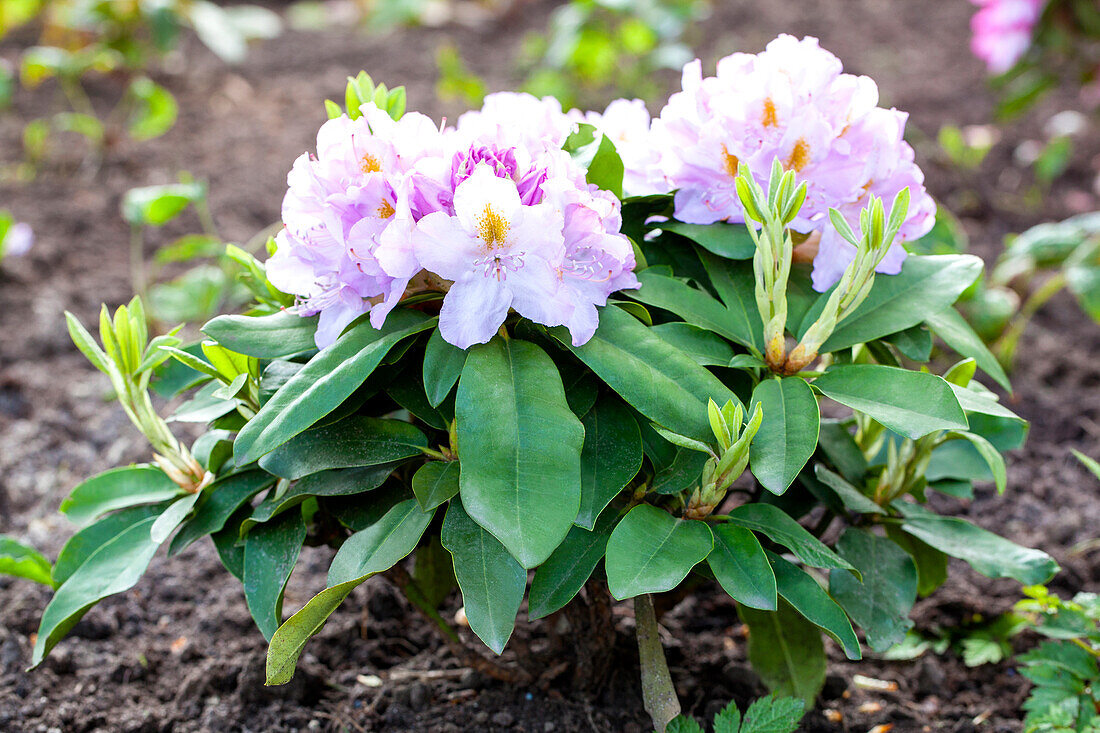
969,0,1045,74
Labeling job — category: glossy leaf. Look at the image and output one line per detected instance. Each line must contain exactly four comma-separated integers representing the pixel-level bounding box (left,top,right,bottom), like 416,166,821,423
456,338,583,568
528,511,615,620
769,553,861,660
749,378,820,495
812,364,967,439
629,269,756,348
243,510,307,640
707,524,777,611
884,524,949,597
441,499,525,654
168,472,274,556
897,503,1058,584
52,504,163,586
202,311,318,359
605,504,713,599
33,515,161,665
258,416,426,480
244,465,395,533
812,465,881,515
726,503,853,572
234,310,433,465
422,328,467,408
266,498,433,684
412,461,460,512
577,399,642,529
553,306,739,442
660,220,756,259
60,465,181,526
650,323,737,367
799,254,983,352
829,528,917,651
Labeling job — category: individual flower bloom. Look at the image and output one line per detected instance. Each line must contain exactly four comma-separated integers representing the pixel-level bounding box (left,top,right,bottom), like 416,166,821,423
581,98,667,197
408,164,570,348
455,92,576,151
2,221,33,257
268,104,449,348
654,34,933,291
811,109,936,290
969,0,1044,75
545,177,640,344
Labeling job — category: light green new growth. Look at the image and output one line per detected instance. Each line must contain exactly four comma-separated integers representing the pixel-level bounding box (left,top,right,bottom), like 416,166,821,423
326,71,407,121
65,297,213,492
734,160,808,371
786,188,911,373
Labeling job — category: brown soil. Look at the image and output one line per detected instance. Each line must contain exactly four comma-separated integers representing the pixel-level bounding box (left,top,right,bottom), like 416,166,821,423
2,1,1099,731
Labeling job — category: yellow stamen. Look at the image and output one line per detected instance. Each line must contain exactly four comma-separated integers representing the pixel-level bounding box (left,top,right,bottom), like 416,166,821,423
361,153,382,174
762,98,779,128
785,138,810,172
721,144,740,179
476,204,509,248
377,200,395,219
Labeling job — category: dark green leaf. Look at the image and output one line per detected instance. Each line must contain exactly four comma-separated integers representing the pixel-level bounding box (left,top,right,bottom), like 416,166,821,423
726,503,853,572
528,511,615,620
577,399,641,529
243,465,395,533
604,504,712,599
650,323,737,367
769,553,861,660
202,311,319,359
258,416,426,480
168,472,273,556
812,364,968,439
60,465,181,526
661,220,756,259
812,465,882,515
456,338,583,568
243,510,307,640
52,504,163,586
412,461,460,512
32,515,161,665
750,378,820,495
422,328,467,407
553,306,739,442
708,524,776,610
441,499,525,654
266,498,433,684
799,255,983,352
739,600,826,707
883,525,948,598
829,528,917,651
925,307,1011,392
234,310,434,465
897,502,1058,584
738,694,806,733
629,269,757,348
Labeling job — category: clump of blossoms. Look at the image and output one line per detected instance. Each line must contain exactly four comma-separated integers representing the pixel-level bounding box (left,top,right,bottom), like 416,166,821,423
649,34,936,291
268,96,638,349
970,0,1045,74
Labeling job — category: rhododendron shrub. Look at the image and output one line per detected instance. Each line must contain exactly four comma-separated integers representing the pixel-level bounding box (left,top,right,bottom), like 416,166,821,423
21,38,1060,732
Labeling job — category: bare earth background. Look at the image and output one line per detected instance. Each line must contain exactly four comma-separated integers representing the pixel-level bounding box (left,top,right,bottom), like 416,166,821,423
1,1,1099,730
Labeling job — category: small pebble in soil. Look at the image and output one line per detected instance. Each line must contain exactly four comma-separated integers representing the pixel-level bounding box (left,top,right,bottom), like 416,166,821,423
491,711,515,727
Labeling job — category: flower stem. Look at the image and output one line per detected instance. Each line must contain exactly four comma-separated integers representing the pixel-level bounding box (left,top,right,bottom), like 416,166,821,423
634,594,680,732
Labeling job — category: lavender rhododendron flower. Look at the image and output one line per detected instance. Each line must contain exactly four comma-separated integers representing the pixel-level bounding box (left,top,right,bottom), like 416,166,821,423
653,34,935,290
272,95,637,350
970,0,1044,74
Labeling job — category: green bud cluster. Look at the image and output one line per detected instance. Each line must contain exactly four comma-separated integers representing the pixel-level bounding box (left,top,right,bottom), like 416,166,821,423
653,398,764,519
786,189,911,373
65,297,213,492
325,71,407,122
735,160,808,372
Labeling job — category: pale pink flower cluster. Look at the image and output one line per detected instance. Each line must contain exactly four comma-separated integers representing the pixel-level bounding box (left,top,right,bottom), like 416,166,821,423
267,98,638,350
648,35,937,290
970,0,1044,75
